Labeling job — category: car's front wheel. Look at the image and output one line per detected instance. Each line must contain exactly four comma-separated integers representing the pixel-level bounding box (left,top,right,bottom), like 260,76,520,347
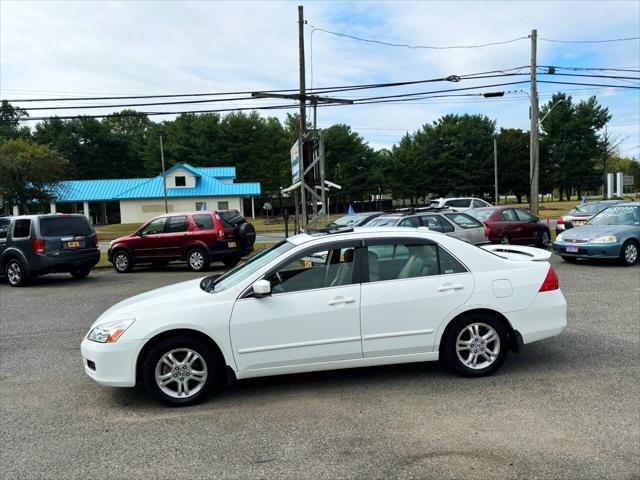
142,336,219,407
537,230,550,248
5,259,28,287
620,240,639,266
443,314,508,377
113,250,134,273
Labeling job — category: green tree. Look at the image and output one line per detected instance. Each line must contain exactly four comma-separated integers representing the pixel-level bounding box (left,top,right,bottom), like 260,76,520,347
496,128,529,203
0,101,31,140
540,93,611,200
0,139,68,211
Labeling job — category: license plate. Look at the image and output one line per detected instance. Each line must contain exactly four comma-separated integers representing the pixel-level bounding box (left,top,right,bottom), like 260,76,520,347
574,220,586,226
566,245,579,253
228,241,236,248
67,241,80,248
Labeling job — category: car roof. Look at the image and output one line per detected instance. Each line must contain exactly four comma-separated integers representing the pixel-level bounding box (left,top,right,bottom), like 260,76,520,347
288,226,442,246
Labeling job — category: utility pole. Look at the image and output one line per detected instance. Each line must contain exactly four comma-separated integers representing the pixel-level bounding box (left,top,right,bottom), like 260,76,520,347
298,5,308,229
529,29,539,215
494,137,499,206
160,133,168,213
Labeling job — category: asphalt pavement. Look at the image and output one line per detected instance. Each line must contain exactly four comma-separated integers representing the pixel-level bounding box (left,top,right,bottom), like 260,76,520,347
0,256,638,479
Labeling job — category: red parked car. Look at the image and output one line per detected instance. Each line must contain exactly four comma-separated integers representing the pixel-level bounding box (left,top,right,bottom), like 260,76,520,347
108,210,256,273
466,207,551,248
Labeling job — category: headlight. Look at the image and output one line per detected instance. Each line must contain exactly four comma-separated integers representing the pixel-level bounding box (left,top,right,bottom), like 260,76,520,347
589,235,617,244
87,319,135,343
555,233,564,242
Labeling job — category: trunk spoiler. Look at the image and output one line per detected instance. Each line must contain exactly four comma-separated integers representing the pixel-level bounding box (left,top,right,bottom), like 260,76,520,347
482,244,552,261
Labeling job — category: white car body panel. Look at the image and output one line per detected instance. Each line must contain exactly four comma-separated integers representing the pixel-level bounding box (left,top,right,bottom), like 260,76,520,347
80,227,567,388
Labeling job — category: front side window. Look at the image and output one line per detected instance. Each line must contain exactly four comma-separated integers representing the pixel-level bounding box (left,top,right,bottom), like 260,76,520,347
193,214,214,230
165,215,189,233
446,199,471,208
445,213,483,229
13,219,31,238
420,215,454,233
267,246,356,294
514,209,534,222
501,209,517,221
141,217,167,235
589,206,640,226
0,219,10,241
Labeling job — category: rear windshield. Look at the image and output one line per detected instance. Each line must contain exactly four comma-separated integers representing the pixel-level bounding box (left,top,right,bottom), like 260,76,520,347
570,203,606,215
367,217,399,226
219,210,245,227
40,216,92,236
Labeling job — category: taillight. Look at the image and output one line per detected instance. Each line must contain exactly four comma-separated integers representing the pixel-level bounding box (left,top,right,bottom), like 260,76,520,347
557,216,564,225
539,266,559,292
484,223,491,237
33,239,45,255
92,234,99,247
214,213,224,240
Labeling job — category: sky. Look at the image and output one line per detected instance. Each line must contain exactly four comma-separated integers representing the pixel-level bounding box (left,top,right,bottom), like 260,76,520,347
1,0,639,159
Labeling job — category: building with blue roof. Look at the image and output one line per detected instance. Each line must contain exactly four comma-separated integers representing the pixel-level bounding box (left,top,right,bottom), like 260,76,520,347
49,163,261,224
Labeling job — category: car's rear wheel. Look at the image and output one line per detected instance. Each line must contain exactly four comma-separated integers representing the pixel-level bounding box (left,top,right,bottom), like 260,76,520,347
142,335,219,407
537,230,550,248
500,235,510,245
222,254,241,268
620,240,638,266
443,314,508,377
113,250,134,273
5,259,28,287
187,247,209,272
70,267,91,279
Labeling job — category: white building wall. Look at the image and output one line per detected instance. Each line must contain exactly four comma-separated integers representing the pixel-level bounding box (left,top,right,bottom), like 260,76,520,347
165,168,197,188
119,197,244,224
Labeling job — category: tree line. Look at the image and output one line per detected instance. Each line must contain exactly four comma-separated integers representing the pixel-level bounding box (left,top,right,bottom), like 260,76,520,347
1,92,638,213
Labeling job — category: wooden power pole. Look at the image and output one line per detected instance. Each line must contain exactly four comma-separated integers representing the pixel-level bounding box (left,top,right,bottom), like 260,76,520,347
529,29,539,215
494,137,499,206
297,5,308,228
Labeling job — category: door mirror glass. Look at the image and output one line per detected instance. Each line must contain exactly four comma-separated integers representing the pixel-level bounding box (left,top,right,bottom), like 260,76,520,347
252,279,272,297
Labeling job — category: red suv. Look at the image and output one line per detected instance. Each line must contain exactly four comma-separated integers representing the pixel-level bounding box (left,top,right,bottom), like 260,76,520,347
108,210,256,273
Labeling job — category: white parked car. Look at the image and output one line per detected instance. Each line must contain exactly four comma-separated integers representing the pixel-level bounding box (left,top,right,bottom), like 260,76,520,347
429,197,492,212
81,227,567,406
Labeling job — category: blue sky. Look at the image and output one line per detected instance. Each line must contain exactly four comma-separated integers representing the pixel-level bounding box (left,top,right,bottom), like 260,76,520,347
1,1,638,158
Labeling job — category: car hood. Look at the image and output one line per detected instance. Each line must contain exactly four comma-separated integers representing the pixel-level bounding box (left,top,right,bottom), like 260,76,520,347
559,224,632,240
91,278,207,328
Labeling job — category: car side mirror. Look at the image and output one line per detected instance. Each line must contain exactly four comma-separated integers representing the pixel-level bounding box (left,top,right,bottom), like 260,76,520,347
252,279,271,298
532,216,540,222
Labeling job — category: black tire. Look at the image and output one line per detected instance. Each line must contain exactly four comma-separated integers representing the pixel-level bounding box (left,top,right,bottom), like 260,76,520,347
112,250,134,273
237,222,256,248
442,313,509,377
222,255,241,268
620,240,639,266
536,229,551,248
561,255,578,263
500,235,510,245
70,267,91,279
187,247,209,272
5,258,28,287
142,335,220,407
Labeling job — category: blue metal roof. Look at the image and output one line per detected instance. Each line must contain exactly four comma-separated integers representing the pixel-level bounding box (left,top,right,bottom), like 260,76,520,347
53,163,259,202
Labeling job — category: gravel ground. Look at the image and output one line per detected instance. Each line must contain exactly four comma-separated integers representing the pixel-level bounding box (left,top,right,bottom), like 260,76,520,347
0,257,638,479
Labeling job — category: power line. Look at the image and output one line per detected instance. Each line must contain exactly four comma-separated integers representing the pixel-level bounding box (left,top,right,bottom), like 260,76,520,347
307,24,530,49
538,35,640,44
541,65,640,73
536,80,640,89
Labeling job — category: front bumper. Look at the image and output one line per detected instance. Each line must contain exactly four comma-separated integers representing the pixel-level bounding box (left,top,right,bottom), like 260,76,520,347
552,241,622,259
80,337,145,387
507,289,567,344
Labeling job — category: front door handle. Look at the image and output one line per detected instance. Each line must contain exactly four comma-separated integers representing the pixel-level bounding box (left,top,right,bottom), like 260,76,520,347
438,284,464,292
328,296,356,306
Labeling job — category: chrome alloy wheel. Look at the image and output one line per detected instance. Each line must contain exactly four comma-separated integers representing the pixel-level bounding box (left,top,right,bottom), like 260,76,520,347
7,261,22,285
456,323,501,370
115,253,129,271
624,243,638,264
155,348,208,399
540,231,550,247
189,250,205,270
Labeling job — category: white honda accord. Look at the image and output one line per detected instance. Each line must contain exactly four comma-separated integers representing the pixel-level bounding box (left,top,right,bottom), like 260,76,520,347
81,227,566,406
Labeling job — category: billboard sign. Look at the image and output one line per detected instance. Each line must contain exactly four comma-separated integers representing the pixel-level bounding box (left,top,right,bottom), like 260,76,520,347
623,175,634,186
290,140,300,183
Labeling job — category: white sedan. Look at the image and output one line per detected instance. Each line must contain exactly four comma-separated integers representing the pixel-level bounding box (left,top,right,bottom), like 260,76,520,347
81,227,567,406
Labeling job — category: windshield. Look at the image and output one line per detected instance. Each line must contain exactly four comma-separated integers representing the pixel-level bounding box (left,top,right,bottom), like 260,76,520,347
201,240,294,293
570,203,604,215
330,215,365,227
467,208,495,221
588,206,640,226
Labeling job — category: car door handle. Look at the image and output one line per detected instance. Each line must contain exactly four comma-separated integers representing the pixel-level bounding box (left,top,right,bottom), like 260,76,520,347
328,296,356,306
438,284,464,292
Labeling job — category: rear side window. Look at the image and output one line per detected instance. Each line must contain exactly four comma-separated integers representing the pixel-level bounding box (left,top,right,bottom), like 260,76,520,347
473,199,487,208
40,216,92,237
398,216,420,228
445,213,483,229
420,215,454,233
439,246,467,274
166,216,189,233
368,243,439,281
501,209,517,221
0,219,10,241
514,209,533,222
193,214,214,230
445,199,471,208
13,219,31,238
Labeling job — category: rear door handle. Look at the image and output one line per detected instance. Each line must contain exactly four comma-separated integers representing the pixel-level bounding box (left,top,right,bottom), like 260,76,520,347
438,284,464,292
328,296,356,306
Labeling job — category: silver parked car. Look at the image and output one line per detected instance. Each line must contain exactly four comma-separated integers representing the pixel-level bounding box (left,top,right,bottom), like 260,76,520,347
364,209,488,245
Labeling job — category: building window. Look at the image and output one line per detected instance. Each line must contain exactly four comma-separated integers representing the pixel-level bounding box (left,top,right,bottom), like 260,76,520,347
175,176,186,187
217,201,229,211
195,202,207,211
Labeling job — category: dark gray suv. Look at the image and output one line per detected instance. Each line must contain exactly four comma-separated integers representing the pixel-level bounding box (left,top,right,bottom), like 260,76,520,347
0,214,100,287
